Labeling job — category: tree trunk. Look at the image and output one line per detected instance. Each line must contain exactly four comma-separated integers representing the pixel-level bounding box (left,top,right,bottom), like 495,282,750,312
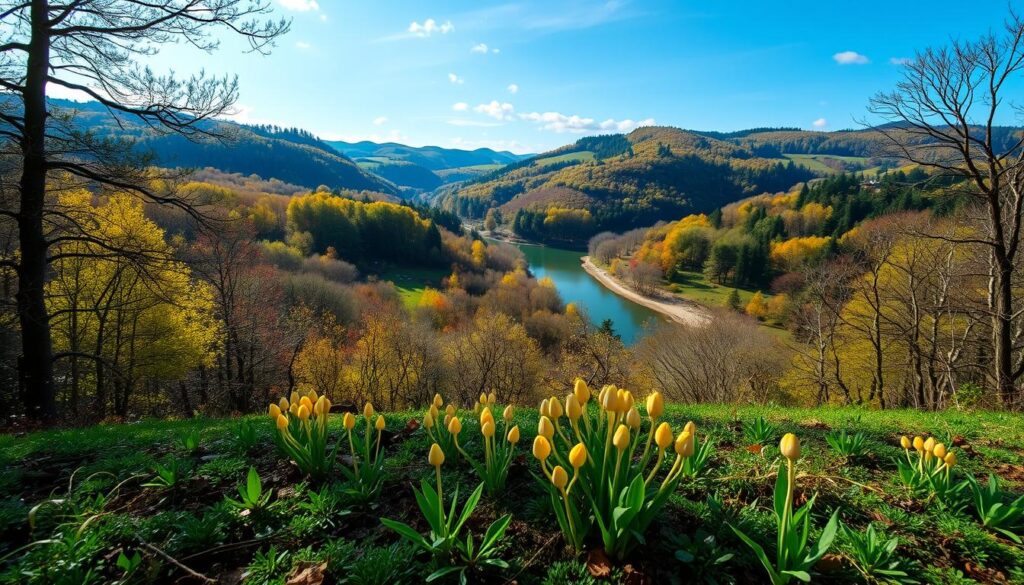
993,258,1016,407
16,0,55,420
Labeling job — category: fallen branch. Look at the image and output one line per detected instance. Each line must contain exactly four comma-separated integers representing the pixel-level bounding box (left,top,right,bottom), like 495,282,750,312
503,533,560,585
139,540,216,584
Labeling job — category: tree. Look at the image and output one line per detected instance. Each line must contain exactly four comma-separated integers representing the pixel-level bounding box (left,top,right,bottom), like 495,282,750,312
726,288,741,311
868,11,1024,407
0,0,288,419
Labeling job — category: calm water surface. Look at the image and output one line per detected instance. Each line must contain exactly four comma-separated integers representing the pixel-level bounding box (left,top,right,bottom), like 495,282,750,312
510,243,663,345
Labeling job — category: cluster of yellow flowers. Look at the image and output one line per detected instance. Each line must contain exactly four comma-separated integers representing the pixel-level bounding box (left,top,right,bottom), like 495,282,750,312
268,391,333,478
900,435,957,470
269,390,331,430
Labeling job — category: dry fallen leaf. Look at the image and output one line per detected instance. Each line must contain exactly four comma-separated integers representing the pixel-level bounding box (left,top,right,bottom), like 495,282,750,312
286,562,326,585
586,548,612,578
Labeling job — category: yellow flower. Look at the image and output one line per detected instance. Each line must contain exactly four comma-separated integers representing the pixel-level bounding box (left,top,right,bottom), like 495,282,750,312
548,396,564,419
621,390,635,412
569,442,587,468
912,436,924,451
533,435,551,461
279,397,290,412
684,420,696,437
448,416,462,435
780,433,801,461
540,398,550,418
645,392,664,419
626,408,641,429
289,404,299,417
900,435,911,449
538,416,555,440
552,465,568,489
314,396,327,416
616,389,630,413
507,426,521,443
364,402,375,419
429,443,445,467
655,422,673,450
601,387,618,412
932,443,947,460
675,431,694,457
613,424,630,451
433,393,443,408
276,414,289,430
429,404,439,420
923,437,936,454
375,415,386,431
297,405,310,421
424,412,435,429
482,420,495,438
488,392,497,405
566,394,582,422
573,378,591,405
445,404,456,417
343,412,356,430
269,403,281,419
503,405,514,422
479,392,487,405
290,391,300,407
480,407,495,427
944,451,957,467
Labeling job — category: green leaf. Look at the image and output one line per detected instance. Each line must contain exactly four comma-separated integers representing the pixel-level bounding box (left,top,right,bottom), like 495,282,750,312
729,522,778,582
381,518,432,551
246,466,261,500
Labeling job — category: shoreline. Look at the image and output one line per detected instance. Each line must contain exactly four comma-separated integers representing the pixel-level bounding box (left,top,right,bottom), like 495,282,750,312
580,256,711,327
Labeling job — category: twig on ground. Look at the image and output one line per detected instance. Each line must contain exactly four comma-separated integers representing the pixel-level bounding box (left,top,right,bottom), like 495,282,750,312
139,539,216,584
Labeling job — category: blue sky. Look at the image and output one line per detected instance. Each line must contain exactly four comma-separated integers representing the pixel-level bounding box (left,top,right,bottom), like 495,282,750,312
50,0,1023,154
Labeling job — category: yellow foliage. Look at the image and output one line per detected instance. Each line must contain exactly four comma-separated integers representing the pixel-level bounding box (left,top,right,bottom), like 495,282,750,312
770,236,831,270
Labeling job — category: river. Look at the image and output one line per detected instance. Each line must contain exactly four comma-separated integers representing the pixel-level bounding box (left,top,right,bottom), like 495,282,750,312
510,243,662,346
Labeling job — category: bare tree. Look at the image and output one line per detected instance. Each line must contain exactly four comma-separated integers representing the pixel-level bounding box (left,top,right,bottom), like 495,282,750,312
868,11,1024,407
0,1,288,418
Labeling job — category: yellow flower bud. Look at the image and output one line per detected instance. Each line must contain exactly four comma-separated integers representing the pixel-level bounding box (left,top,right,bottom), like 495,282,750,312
675,431,694,456
540,398,550,418
444,414,452,428
900,435,911,449
279,397,290,412
548,396,564,419
297,405,310,421
424,412,434,429
923,437,936,454
488,392,496,405
552,465,568,489
620,390,634,413
323,397,332,414
601,387,618,412
276,414,289,430
314,396,327,416
290,392,299,407
480,407,494,427
343,412,356,430
479,393,487,405
289,403,299,417
429,404,439,420
569,442,587,468
613,424,630,451
684,420,696,437
507,425,520,444
645,392,664,419
482,420,495,438
912,436,924,451
932,443,947,460
573,378,591,405
533,435,551,461
364,402,374,419
308,390,318,404
944,451,957,467
655,422,673,449
375,415,385,432
566,394,582,422
626,408,641,429
448,416,462,435
269,403,281,419
780,433,801,461
503,405,514,422
445,404,456,417
538,416,555,440
429,443,445,467
433,393,443,408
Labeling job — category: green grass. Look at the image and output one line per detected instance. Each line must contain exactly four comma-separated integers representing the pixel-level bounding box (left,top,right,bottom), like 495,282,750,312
535,151,595,167
374,266,448,309
784,153,870,174
3,404,1023,583
668,272,790,339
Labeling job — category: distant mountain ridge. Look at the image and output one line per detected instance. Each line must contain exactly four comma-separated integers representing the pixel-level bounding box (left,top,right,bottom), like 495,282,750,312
326,140,530,170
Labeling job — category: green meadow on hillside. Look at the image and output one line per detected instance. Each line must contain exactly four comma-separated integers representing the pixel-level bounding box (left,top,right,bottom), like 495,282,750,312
2,402,1023,584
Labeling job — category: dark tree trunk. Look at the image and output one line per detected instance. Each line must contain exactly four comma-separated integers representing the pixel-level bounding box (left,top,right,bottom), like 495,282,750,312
16,0,55,420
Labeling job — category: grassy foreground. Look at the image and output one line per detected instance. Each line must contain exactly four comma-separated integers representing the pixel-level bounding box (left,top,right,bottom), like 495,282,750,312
1,404,1023,584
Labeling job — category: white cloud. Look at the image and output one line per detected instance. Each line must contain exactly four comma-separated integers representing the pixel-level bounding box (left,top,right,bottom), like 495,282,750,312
519,111,654,134
279,0,319,11
507,83,519,94
409,18,454,37
448,72,464,84
471,43,489,53
474,100,515,121
833,50,869,65
889,57,912,65
813,117,827,128
46,82,93,102
373,116,388,126
295,41,311,49
452,102,469,111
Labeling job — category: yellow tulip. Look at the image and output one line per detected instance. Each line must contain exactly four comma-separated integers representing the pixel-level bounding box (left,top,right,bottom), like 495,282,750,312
613,424,630,451
290,391,299,407
482,420,495,438
429,443,445,467
314,396,327,416
944,451,957,467
601,387,618,412
900,435,911,449
480,407,494,427
445,404,456,417
424,412,435,429
675,431,694,457
912,436,924,451
620,390,635,412
646,392,664,419
548,396,564,419
932,443,947,460
566,394,582,422
289,403,299,416
276,414,289,430
780,433,801,461
375,415,385,431
655,422,673,449
573,378,591,405
540,398,550,418
269,403,281,419
448,416,463,435
278,397,289,412
429,404,439,420
488,392,496,405
343,412,356,430
538,416,555,440
503,405,514,422
297,405,310,421
552,465,568,489
364,402,374,419
684,421,696,437
323,397,332,414
433,393,443,408
507,425,520,443
923,437,936,454
569,442,587,468
533,435,551,461
444,414,452,428
626,408,641,429
479,392,487,405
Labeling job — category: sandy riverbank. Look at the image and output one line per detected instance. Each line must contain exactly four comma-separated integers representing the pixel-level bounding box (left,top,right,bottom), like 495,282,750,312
580,256,710,327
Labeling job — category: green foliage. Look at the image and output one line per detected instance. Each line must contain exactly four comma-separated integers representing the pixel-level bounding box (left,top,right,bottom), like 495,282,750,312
744,416,776,445
337,542,421,585
667,529,736,585
233,420,261,453
224,467,272,512
243,544,292,585
272,392,337,481
142,459,187,490
177,428,201,455
841,523,917,584
824,429,868,458
966,474,1024,543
